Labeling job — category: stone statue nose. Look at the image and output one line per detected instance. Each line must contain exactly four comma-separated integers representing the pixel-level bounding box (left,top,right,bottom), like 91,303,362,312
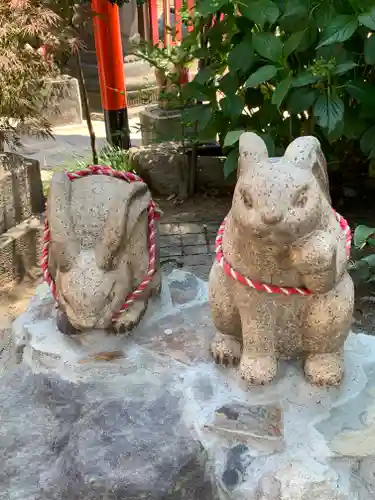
262,212,282,225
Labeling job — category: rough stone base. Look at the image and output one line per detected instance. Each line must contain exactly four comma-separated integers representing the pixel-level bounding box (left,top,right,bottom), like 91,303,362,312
129,142,236,197
41,76,83,127
0,216,43,286
5,270,375,499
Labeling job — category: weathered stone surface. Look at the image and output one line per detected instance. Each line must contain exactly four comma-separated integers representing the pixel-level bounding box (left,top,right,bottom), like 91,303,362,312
41,76,83,127
7,270,375,500
0,152,44,233
46,170,161,334
128,142,235,197
209,133,354,387
0,153,44,286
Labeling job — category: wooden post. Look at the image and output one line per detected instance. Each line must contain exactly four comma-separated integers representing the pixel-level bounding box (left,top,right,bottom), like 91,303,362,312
92,0,130,149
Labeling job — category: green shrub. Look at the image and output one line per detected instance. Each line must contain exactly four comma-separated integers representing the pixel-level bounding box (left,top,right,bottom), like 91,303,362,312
350,225,375,283
181,0,375,178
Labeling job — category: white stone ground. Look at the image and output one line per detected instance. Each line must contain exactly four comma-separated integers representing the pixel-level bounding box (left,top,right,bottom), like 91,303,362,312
9,271,375,499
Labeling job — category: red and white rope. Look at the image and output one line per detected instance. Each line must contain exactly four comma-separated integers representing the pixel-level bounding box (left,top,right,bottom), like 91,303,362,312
41,165,160,320
216,210,352,296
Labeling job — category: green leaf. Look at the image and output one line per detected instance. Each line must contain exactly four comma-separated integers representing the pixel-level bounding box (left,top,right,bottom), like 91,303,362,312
362,254,375,267
360,125,375,159
345,81,375,105
252,33,283,62
314,94,344,134
194,66,215,85
365,35,375,65
317,15,358,48
244,65,278,88
314,2,337,29
260,133,275,156
283,31,306,58
281,0,310,30
198,106,214,132
183,105,213,133
272,77,292,108
292,72,319,87
223,130,244,148
224,148,239,178
287,88,318,114
240,0,280,26
332,61,357,75
219,73,239,96
228,39,254,73
343,109,367,139
354,225,375,248
220,94,244,119
198,0,228,15
359,8,375,30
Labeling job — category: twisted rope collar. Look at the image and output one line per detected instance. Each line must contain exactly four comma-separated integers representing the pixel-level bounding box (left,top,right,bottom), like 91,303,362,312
41,165,160,319
215,211,351,296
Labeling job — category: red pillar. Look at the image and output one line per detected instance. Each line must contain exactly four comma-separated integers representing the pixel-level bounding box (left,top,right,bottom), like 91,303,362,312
148,0,159,46
92,0,130,149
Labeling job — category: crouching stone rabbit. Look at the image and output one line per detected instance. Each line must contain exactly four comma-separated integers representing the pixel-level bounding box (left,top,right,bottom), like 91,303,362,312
47,170,161,335
209,133,354,387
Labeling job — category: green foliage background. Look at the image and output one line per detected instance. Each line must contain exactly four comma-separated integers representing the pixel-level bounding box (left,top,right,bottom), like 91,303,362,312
179,0,375,179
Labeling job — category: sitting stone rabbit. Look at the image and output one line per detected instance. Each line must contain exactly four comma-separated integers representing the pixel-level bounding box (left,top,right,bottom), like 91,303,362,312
209,133,354,386
47,171,161,335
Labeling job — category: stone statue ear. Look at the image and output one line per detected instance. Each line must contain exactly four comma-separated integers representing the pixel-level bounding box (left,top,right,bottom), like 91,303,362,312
284,136,331,202
95,182,150,271
47,171,79,272
237,132,269,177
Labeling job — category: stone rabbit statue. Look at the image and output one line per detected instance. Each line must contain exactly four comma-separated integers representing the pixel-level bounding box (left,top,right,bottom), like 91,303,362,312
46,171,161,335
209,133,354,386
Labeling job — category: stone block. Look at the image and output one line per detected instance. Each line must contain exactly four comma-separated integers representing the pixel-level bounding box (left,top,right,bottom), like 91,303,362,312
0,216,43,287
129,142,235,197
41,76,83,127
5,271,375,500
0,153,44,233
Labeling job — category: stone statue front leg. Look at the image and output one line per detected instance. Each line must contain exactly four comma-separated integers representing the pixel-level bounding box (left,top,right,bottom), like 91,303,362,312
238,297,278,386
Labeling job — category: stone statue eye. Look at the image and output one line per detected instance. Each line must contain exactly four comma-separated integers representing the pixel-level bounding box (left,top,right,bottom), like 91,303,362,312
294,190,308,208
241,190,253,208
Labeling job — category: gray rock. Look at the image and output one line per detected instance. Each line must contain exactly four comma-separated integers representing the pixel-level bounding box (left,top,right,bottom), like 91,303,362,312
6,270,375,500
0,366,213,500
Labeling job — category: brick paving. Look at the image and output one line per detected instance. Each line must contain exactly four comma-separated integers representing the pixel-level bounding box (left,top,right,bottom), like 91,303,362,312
159,221,221,279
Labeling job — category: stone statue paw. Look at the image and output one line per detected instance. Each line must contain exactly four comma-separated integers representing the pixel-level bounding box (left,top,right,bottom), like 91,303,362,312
239,355,278,386
211,333,242,366
304,352,344,386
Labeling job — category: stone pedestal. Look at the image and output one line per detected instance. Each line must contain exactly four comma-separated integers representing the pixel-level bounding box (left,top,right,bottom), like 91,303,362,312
41,76,83,127
4,270,375,499
0,153,44,287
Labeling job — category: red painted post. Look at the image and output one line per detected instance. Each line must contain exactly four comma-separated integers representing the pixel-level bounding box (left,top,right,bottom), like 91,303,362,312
148,0,159,45
92,0,130,149
163,0,172,47
174,0,182,42
187,0,194,32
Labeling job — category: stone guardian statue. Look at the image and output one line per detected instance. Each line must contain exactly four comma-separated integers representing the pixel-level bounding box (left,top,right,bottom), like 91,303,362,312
209,133,354,386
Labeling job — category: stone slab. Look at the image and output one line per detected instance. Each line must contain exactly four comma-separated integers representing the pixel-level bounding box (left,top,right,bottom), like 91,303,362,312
41,76,83,127
5,270,375,499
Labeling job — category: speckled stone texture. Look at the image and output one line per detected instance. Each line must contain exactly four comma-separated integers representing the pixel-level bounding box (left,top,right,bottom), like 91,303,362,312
209,133,354,387
47,172,161,334
6,272,375,500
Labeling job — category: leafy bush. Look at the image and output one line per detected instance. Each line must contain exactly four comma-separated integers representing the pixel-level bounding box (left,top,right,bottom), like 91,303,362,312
181,0,375,178
350,225,375,283
0,0,80,150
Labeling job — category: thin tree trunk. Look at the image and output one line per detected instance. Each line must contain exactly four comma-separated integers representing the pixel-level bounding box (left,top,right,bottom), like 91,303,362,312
75,48,98,164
